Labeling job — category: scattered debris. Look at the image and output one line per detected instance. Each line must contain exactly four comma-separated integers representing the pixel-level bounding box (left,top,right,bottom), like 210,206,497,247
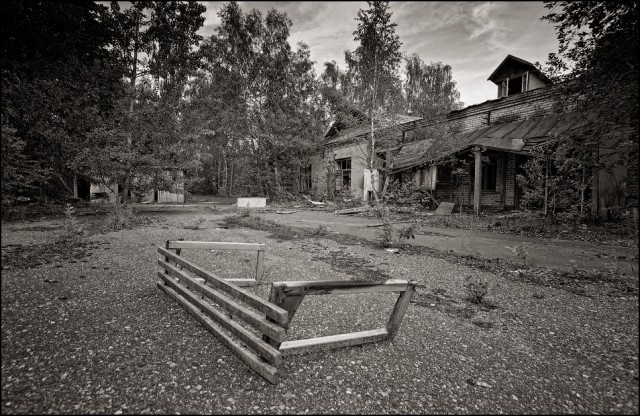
276,210,300,214
305,197,325,205
434,202,455,216
366,220,413,228
335,207,368,215
385,248,399,254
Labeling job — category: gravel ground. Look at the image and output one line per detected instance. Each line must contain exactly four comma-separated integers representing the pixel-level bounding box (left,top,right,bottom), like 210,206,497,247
1,211,639,414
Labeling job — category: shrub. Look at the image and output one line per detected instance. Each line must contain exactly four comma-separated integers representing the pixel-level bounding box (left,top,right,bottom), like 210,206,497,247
464,275,490,304
311,225,329,236
61,203,83,243
104,203,134,231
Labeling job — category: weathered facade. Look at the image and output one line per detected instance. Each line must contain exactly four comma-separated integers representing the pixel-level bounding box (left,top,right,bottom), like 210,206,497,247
313,54,637,215
309,114,427,201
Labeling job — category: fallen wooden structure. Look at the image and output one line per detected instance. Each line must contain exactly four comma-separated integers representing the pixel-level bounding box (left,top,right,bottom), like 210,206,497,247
156,240,416,384
164,240,265,286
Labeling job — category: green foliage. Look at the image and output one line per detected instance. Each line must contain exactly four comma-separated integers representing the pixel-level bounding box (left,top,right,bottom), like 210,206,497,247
1,125,49,205
398,224,416,243
404,55,464,119
464,275,490,304
103,203,134,231
182,1,324,199
61,203,83,244
310,225,329,236
539,2,639,212
516,154,591,219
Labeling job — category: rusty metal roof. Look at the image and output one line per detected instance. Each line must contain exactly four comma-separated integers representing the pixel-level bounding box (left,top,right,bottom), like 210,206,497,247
391,113,585,172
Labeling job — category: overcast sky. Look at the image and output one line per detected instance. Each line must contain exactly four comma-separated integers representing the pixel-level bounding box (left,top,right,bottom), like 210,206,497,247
198,1,560,107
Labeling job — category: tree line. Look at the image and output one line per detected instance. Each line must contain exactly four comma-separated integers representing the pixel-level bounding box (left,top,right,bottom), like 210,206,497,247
1,0,463,205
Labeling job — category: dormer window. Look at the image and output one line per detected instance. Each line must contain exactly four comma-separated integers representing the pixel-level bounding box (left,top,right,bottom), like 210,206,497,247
489,55,552,99
500,72,528,97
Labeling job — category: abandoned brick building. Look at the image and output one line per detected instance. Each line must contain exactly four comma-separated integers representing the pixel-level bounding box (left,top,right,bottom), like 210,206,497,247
309,54,638,216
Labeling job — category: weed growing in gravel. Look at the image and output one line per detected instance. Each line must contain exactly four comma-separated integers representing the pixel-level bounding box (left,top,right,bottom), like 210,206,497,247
464,275,490,304
61,203,83,244
104,203,134,231
372,204,394,246
311,225,329,236
398,224,416,243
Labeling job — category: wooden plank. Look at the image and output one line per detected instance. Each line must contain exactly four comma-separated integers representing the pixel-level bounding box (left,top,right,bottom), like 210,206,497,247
158,272,281,366
156,281,279,384
255,250,265,280
158,259,286,342
272,279,409,296
386,281,417,339
225,278,257,287
158,247,288,325
167,241,265,251
279,328,389,356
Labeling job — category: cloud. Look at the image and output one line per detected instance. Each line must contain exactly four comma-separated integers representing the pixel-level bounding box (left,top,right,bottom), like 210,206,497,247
195,1,559,106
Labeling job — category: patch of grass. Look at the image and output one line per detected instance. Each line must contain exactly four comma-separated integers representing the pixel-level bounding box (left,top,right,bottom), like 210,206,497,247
103,203,134,231
464,275,490,304
310,225,329,236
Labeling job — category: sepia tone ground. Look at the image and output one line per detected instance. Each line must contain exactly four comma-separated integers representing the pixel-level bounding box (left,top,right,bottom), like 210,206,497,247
1,204,638,414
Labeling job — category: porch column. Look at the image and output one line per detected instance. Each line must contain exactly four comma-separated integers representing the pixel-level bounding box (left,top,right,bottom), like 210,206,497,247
472,147,483,215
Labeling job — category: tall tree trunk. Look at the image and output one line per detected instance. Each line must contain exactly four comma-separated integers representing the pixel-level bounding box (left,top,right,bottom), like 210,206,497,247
122,13,140,205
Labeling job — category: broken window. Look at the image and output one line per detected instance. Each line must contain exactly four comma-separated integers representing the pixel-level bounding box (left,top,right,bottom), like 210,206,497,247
500,72,529,97
335,158,351,190
301,165,312,192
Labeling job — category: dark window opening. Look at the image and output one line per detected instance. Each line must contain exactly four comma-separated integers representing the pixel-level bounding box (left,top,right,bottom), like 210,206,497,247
301,165,312,192
508,76,523,95
336,158,351,190
482,156,497,191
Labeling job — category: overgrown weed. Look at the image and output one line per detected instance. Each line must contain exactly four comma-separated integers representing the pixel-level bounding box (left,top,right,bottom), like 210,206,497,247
464,275,490,304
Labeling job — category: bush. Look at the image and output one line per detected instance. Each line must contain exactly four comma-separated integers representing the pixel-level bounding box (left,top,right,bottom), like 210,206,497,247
464,275,489,304
311,225,329,236
103,203,134,231
60,203,83,244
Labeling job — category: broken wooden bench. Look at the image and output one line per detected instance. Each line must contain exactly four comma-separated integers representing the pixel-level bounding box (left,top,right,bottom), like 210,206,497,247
157,240,416,384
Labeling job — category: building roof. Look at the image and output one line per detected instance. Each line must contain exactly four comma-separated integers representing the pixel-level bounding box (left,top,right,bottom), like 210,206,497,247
487,54,553,85
391,113,587,172
323,114,423,146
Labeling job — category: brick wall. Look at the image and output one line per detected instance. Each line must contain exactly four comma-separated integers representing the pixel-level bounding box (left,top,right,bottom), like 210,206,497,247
445,85,560,134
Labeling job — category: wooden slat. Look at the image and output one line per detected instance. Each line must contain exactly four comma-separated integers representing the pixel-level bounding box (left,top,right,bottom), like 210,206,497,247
157,281,279,384
158,259,286,342
167,241,265,251
225,278,257,287
158,247,288,324
279,328,389,356
273,279,409,296
158,272,281,366
386,281,417,338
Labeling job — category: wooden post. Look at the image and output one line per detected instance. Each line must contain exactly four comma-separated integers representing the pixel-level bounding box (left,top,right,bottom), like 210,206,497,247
472,147,483,215
386,281,416,340
73,176,78,199
256,250,265,281
263,285,305,348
